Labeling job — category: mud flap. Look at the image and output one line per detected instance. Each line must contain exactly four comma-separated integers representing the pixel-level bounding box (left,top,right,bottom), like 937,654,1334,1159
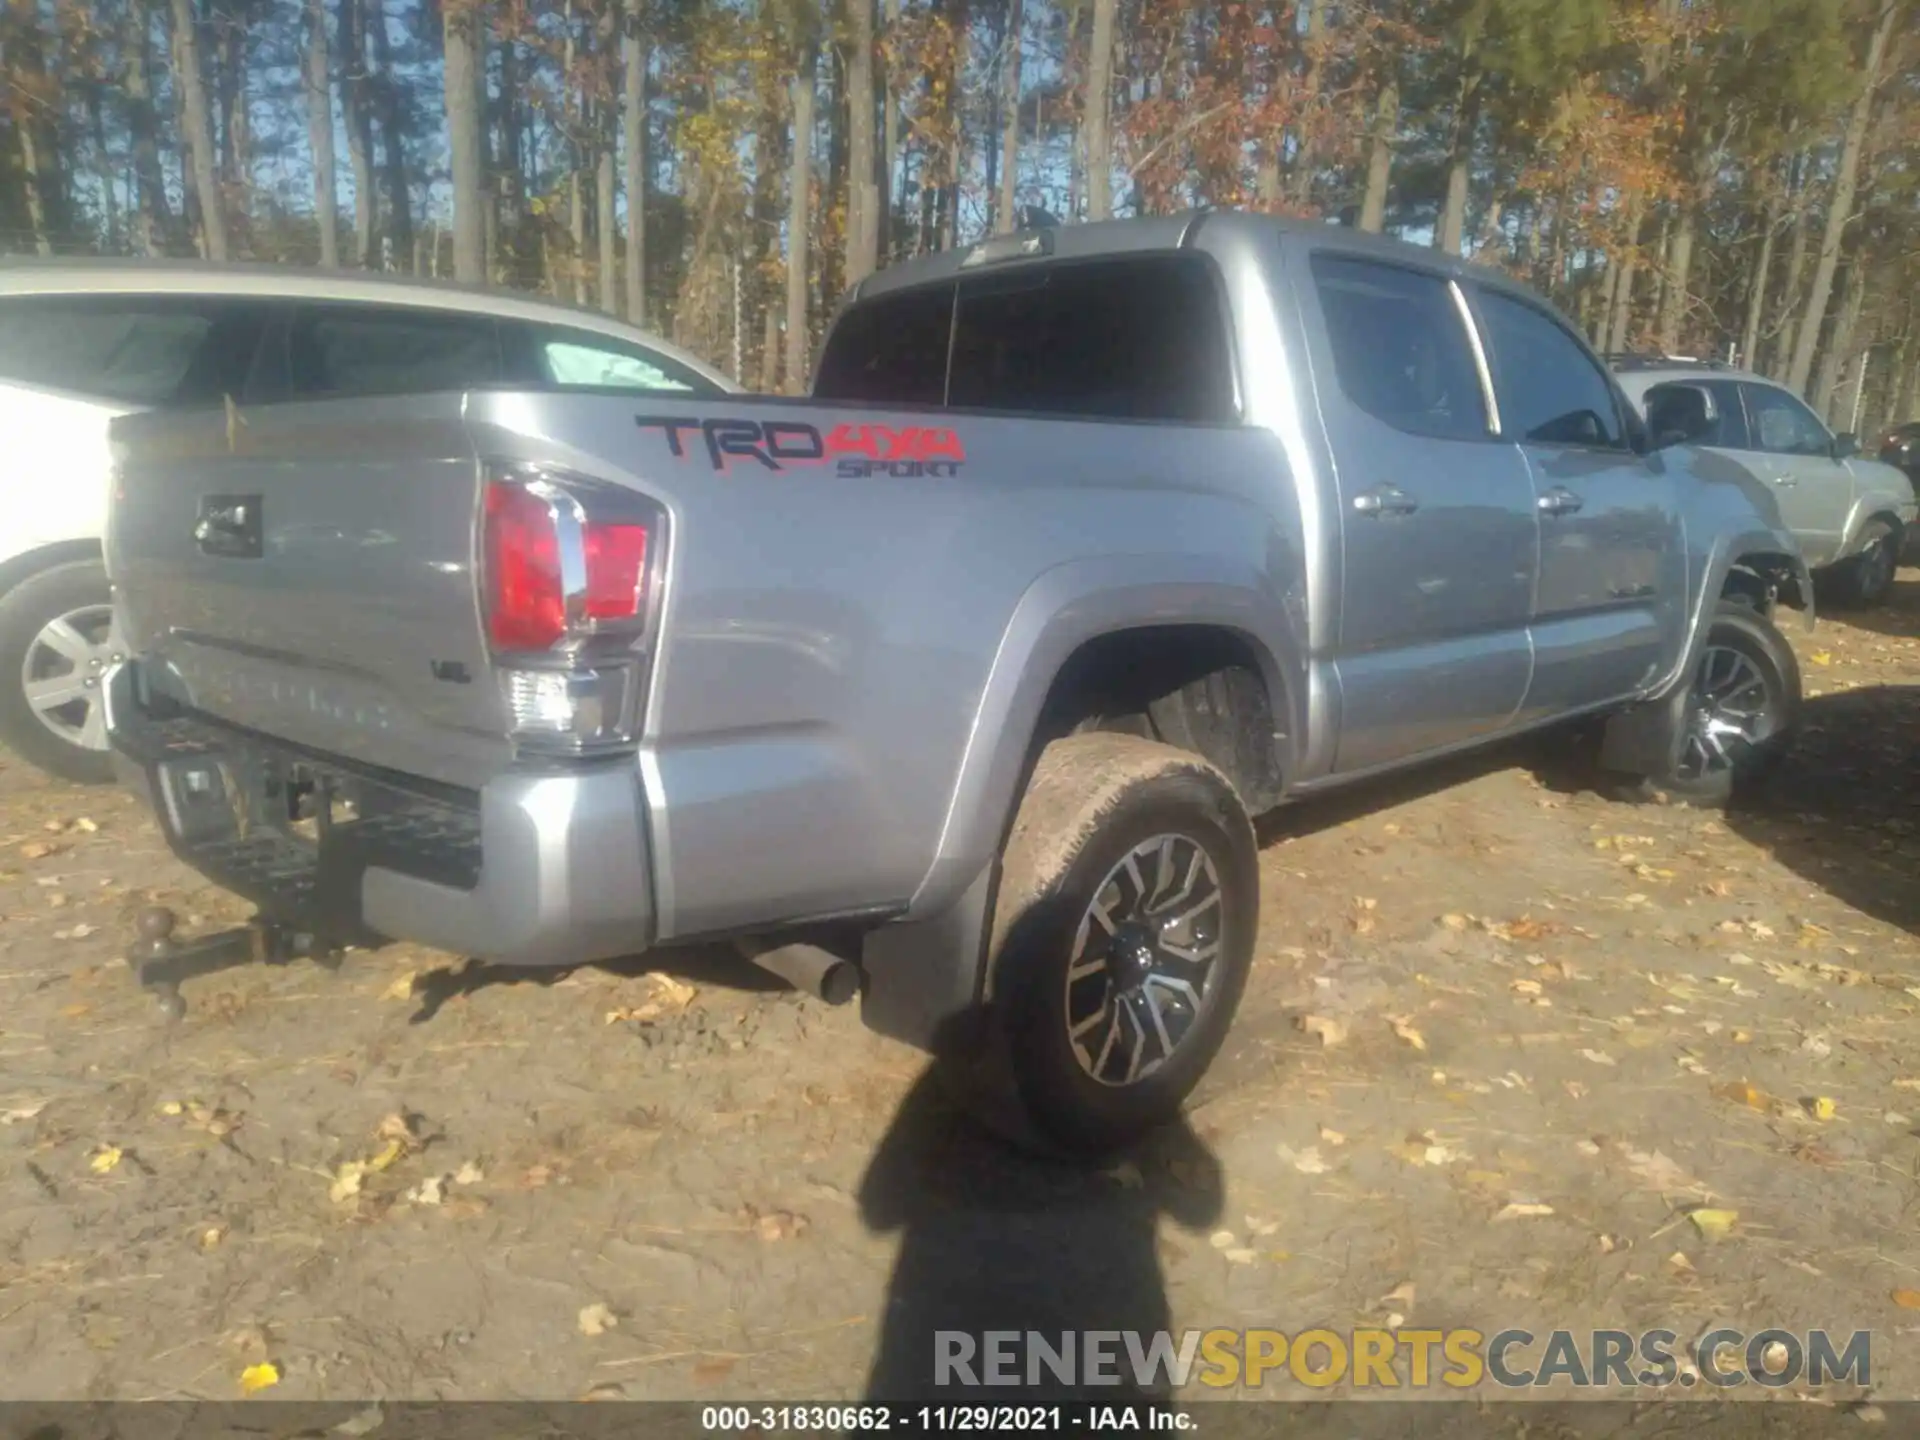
858,859,999,1056
1597,678,1691,780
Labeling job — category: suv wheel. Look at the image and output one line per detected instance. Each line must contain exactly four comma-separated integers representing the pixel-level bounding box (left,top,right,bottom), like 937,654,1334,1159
960,733,1259,1156
1620,602,1800,808
0,560,122,785
1829,519,1901,609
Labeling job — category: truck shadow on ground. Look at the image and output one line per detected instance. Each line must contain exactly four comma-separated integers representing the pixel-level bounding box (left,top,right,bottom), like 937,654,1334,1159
1813,576,1920,643
405,945,787,1023
1726,683,1920,938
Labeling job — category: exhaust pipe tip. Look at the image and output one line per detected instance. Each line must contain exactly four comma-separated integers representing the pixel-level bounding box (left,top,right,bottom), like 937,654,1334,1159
738,940,861,1007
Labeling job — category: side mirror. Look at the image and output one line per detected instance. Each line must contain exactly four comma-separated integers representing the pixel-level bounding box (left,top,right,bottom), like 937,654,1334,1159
1834,432,1861,460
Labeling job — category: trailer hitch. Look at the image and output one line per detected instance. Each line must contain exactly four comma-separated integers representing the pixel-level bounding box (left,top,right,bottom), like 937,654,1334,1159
128,906,342,1020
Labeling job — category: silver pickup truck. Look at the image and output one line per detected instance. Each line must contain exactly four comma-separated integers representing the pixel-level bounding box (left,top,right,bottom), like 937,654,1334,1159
103,212,1813,1153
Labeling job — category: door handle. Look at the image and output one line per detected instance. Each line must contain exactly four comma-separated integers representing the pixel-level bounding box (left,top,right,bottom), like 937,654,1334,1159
1537,487,1585,517
1353,484,1419,517
194,494,263,558
1772,476,1798,488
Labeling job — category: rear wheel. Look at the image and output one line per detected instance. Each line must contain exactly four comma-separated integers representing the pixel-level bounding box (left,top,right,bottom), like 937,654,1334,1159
1827,519,1901,609
960,733,1259,1156
0,560,121,785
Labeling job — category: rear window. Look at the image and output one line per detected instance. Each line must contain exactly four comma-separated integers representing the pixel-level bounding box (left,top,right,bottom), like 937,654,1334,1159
289,303,503,398
814,254,1238,423
507,322,725,395
813,286,953,406
948,256,1236,421
0,293,267,407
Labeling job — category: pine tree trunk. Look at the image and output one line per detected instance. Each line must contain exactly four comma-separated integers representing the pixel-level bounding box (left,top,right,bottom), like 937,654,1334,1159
340,0,377,264
170,0,230,259
90,85,122,252
881,0,901,260
124,0,174,255
1648,211,1672,342
306,0,341,266
1786,0,1898,396
1436,41,1480,255
1659,206,1696,354
1815,260,1866,424
786,38,817,393
1084,0,1117,221
1288,0,1325,209
597,144,617,313
1593,258,1619,347
847,0,879,273
622,0,648,323
1358,75,1397,234
1606,200,1644,355
1770,169,1811,379
443,0,486,283
370,0,413,270
991,0,1022,233
1739,179,1784,370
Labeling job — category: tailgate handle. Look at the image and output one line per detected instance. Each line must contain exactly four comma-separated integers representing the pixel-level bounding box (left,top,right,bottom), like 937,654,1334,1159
195,494,263,558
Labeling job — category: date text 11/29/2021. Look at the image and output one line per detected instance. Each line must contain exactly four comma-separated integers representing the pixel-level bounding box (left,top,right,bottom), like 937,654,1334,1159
700,1406,1193,1432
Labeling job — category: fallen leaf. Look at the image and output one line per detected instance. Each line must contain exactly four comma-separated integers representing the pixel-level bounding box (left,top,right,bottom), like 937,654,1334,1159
1687,1207,1739,1240
382,972,417,1002
74,817,99,833
1440,913,1469,931
407,1175,447,1206
1,1101,47,1126
454,1161,484,1186
1389,1016,1427,1051
1580,1049,1617,1067
333,1405,386,1434
374,1112,421,1147
1808,1096,1838,1122
1209,1230,1236,1250
329,1161,368,1204
17,842,57,860
1619,1145,1695,1192
1297,1014,1347,1048
1511,979,1543,997
239,1362,280,1395
1712,1079,1771,1111
1669,1251,1696,1274
1277,1144,1330,1175
1318,1125,1346,1147
1494,1202,1555,1221
1222,1247,1258,1264
1380,1281,1417,1311
692,1356,738,1384
1598,1234,1630,1254
646,973,698,1009
200,1226,225,1251
753,1210,808,1241
89,1145,122,1175
1809,651,1833,666
366,1139,405,1173
577,1302,619,1337
1892,1289,1920,1310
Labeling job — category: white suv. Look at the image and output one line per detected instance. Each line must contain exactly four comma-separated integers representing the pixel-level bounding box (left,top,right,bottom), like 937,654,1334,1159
0,261,736,783
1612,358,1916,608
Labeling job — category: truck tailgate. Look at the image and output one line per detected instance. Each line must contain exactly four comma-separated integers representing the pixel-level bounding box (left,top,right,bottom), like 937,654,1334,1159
108,396,514,790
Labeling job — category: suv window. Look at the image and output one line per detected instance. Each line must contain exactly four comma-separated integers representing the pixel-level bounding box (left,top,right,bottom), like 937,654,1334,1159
1743,383,1832,458
1473,288,1627,449
814,286,954,406
288,303,502,398
1643,380,1748,449
947,255,1237,422
1309,255,1487,442
0,293,268,407
508,322,724,395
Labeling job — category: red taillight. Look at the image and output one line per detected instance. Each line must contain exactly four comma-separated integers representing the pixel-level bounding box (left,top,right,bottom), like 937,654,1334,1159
484,481,566,650
583,521,648,622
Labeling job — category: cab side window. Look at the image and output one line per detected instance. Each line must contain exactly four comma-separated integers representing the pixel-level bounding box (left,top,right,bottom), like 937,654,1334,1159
514,323,725,395
0,294,269,407
288,303,502,398
1309,255,1488,442
1742,383,1832,458
1473,288,1627,450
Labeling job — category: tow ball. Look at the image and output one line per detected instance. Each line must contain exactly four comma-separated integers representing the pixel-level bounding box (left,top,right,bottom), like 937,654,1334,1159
127,906,343,1020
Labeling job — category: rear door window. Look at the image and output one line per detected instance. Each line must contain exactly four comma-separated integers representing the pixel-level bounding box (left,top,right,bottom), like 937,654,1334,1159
947,255,1238,422
0,293,269,407
1308,255,1488,441
813,285,955,406
1643,381,1748,449
288,303,503,399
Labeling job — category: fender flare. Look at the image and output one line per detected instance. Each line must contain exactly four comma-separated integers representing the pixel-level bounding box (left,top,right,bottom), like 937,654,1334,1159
905,552,1303,921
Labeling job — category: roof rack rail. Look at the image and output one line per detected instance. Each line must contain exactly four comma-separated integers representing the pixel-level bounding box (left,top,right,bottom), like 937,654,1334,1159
1604,352,1739,373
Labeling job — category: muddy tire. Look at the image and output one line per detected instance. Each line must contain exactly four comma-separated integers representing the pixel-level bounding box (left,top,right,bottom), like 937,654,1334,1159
0,560,119,786
1617,603,1800,809
958,733,1259,1157
1826,519,1901,610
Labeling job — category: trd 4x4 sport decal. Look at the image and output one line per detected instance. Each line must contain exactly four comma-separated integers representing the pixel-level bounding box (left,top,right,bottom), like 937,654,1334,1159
635,416,967,477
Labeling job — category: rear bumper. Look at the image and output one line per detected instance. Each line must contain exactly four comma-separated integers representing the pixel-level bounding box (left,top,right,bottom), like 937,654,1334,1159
103,662,654,968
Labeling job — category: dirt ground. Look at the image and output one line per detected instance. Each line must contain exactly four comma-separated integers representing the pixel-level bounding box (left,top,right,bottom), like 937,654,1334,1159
4,580,1920,1414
